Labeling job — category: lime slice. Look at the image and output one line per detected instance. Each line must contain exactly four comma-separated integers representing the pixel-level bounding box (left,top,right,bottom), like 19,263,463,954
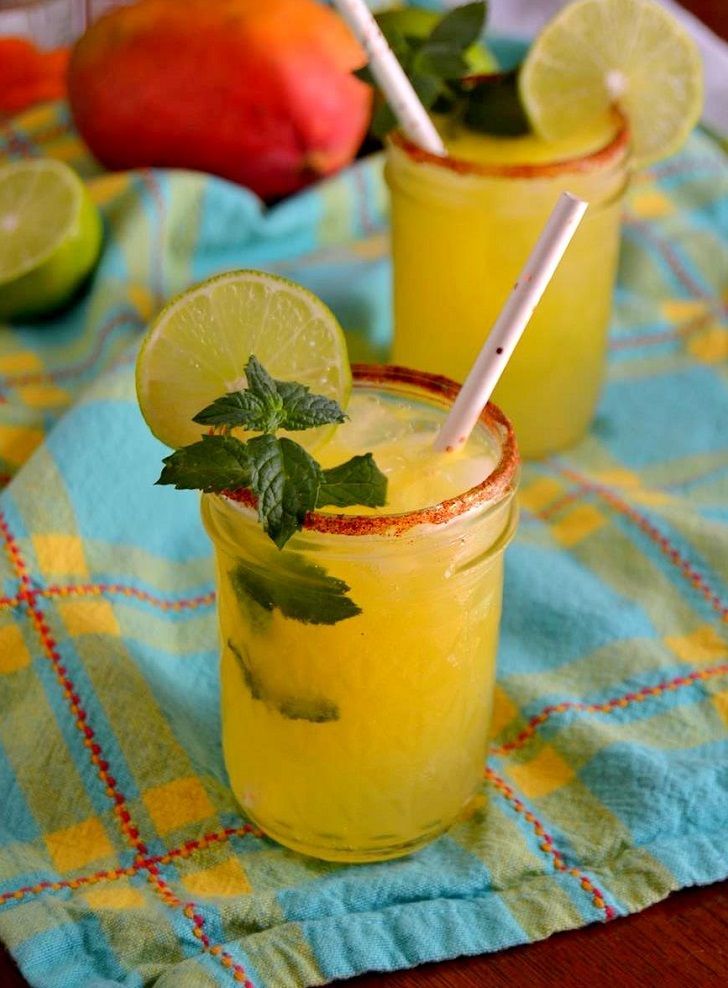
0,159,102,321
136,270,352,449
519,0,703,168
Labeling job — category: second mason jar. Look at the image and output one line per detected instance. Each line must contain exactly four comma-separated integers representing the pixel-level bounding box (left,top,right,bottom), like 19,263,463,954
386,120,630,458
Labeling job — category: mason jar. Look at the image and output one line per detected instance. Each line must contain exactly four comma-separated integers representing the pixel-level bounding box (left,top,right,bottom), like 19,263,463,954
202,366,519,862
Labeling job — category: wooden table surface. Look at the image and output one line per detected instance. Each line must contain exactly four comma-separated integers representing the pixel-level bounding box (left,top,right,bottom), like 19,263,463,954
681,0,727,38
2,2,726,986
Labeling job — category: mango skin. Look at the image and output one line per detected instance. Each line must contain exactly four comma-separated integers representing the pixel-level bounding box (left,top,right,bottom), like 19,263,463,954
68,0,372,200
0,39,69,115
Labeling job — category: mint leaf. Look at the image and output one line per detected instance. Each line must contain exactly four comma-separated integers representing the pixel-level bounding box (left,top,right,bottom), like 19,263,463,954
415,2,486,82
193,390,273,431
244,354,278,403
194,354,283,431
228,639,339,722
156,435,251,491
354,64,375,86
229,568,273,633
246,434,320,549
372,100,399,139
276,381,347,430
356,24,411,84
426,1,486,51
194,355,346,433
370,64,445,139
367,17,443,138
414,48,469,81
376,24,412,68
317,454,388,510
459,70,531,136
228,639,264,700
409,70,447,109
230,555,361,625
278,696,340,723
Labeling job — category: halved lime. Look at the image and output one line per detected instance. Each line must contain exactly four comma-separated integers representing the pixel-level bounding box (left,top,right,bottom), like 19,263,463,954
519,0,703,168
0,159,102,321
136,270,352,449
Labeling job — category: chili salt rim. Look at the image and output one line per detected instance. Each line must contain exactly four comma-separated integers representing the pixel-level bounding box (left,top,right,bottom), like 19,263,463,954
222,364,519,538
389,115,630,180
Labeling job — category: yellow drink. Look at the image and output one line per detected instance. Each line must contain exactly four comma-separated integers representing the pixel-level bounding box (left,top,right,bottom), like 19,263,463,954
202,367,519,861
387,118,630,458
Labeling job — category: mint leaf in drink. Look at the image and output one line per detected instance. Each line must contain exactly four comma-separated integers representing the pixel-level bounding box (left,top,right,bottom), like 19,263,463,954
317,454,387,510
246,434,320,549
156,435,251,491
194,355,347,433
229,568,273,634
228,639,264,699
230,556,361,625
228,640,339,722
278,695,339,723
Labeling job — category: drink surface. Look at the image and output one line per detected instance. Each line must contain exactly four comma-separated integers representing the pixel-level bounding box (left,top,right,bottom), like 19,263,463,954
436,114,619,167
204,381,516,861
316,387,497,515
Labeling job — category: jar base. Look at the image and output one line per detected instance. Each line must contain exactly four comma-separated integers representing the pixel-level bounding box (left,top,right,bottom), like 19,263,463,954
244,809,468,863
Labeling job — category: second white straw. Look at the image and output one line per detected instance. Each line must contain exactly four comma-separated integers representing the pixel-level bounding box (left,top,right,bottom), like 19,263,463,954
435,192,588,453
332,0,446,156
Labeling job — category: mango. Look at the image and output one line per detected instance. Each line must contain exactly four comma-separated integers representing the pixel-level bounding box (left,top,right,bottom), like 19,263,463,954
68,0,371,199
0,39,68,116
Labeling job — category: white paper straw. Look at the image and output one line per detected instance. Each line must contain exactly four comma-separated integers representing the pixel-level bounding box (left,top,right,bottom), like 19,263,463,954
332,0,446,156
435,192,588,453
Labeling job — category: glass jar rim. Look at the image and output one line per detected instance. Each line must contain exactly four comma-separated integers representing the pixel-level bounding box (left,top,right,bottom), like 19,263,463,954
222,364,519,538
388,115,630,181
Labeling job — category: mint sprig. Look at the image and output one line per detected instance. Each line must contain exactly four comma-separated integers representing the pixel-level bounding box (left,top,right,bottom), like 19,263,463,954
193,356,346,433
156,355,388,549
357,1,531,139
